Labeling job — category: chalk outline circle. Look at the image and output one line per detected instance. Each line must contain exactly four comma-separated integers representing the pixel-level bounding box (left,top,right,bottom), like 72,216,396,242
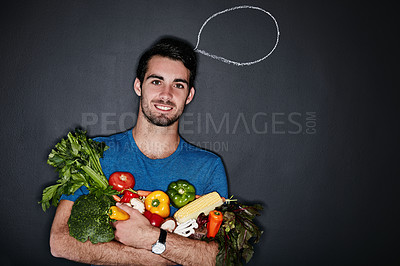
194,5,280,66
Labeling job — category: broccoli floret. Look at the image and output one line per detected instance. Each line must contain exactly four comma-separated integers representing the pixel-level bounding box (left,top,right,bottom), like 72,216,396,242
68,193,115,244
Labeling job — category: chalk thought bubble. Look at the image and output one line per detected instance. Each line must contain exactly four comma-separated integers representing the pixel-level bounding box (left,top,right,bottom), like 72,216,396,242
194,5,280,66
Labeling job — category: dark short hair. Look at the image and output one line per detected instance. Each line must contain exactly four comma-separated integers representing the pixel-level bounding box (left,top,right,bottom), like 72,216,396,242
136,37,197,88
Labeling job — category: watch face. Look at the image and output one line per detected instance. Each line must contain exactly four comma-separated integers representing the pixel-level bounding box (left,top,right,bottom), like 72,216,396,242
152,241,166,254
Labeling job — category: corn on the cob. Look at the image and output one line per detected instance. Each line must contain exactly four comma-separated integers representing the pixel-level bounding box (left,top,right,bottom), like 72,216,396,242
173,191,223,224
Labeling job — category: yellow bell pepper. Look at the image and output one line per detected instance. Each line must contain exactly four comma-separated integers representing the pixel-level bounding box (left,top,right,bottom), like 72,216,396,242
109,206,130,220
144,190,170,218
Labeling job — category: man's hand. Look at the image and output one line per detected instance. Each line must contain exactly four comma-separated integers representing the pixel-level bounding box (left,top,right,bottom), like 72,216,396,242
113,202,159,249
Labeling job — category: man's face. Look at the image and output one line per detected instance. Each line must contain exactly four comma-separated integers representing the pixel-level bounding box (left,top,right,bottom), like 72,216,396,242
134,55,195,127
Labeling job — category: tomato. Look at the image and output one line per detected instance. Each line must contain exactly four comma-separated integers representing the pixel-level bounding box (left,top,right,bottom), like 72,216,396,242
108,172,135,192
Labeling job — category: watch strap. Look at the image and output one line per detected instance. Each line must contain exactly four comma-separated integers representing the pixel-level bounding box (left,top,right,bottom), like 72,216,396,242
159,228,167,244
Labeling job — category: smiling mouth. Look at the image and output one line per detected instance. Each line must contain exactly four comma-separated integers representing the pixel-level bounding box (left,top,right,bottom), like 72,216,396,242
154,104,173,111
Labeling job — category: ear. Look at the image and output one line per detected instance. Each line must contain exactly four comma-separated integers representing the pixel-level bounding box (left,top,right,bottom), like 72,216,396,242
185,87,195,105
133,78,142,96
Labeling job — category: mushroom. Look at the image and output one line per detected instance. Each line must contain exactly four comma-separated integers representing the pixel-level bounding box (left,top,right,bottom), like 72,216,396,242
129,198,145,214
160,217,177,233
173,219,198,237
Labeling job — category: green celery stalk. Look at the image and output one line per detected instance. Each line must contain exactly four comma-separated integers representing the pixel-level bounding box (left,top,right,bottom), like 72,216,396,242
81,165,108,190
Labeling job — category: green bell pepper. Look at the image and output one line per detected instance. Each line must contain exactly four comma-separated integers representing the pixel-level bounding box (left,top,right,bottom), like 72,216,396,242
167,180,196,208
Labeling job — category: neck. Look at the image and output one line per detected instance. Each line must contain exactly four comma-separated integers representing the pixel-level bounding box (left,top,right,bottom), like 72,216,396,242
132,113,180,159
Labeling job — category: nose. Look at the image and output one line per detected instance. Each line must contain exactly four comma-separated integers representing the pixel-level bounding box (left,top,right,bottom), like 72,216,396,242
159,84,173,101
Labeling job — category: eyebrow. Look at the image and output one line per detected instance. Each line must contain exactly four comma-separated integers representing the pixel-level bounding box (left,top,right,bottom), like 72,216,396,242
146,74,188,85
146,74,164,80
174,78,188,85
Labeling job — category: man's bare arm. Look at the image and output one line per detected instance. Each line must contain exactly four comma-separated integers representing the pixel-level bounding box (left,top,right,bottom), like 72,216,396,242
50,200,174,265
114,203,219,266
161,229,219,266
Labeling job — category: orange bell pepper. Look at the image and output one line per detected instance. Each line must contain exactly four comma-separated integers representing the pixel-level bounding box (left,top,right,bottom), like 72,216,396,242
144,190,170,218
207,210,223,238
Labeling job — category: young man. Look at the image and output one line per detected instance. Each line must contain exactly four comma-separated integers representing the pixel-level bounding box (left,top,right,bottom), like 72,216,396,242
49,37,228,265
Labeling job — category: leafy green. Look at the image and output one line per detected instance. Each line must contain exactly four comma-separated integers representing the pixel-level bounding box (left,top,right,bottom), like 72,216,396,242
205,201,263,266
39,129,119,244
39,129,114,211
68,193,115,244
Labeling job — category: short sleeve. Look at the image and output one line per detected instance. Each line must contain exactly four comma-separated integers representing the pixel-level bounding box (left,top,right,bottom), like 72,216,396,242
59,186,89,202
203,157,228,199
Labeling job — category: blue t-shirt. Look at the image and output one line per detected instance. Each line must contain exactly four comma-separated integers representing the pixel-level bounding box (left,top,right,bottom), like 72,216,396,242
60,129,228,214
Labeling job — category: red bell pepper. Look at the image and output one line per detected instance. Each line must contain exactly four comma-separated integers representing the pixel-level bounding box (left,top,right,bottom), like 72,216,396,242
143,210,164,227
120,190,139,203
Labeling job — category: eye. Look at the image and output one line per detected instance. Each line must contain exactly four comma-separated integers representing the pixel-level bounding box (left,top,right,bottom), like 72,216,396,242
151,80,161,85
174,83,185,89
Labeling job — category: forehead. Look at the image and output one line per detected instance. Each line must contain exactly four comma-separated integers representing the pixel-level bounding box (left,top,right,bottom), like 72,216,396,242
145,55,190,80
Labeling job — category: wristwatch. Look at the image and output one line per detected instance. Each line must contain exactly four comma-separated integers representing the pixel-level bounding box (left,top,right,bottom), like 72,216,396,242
152,228,167,254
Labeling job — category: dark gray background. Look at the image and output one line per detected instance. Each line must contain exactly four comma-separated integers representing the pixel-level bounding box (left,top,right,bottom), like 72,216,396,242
0,1,397,265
